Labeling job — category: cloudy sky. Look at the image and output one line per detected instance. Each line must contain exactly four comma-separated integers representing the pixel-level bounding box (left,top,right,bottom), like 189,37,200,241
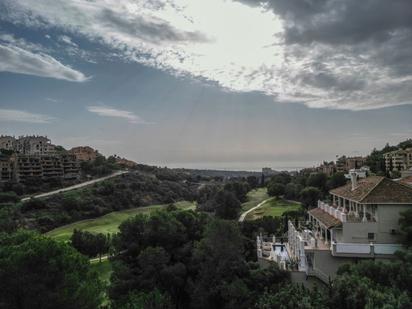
0,0,411,170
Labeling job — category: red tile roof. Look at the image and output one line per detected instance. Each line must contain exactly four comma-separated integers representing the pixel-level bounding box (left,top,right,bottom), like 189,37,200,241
308,208,341,229
330,176,412,204
399,176,412,187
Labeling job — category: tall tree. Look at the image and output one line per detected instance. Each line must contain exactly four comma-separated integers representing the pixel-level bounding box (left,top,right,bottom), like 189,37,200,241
0,231,103,309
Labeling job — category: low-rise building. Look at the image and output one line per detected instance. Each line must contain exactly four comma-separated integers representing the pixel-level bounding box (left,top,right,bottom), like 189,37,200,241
265,174,412,283
69,146,99,162
336,156,366,173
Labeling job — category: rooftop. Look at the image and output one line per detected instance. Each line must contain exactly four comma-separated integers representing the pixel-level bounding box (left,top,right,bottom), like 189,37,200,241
330,176,412,204
308,207,342,229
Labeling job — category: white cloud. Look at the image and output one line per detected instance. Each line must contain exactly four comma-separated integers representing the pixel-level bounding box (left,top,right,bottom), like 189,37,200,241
0,44,89,82
0,108,55,123
58,35,78,47
87,106,150,124
2,0,412,110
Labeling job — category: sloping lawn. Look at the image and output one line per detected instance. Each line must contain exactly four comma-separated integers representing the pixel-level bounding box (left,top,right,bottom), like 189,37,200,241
245,198,301,220
241,188,269,211
46,201,195,242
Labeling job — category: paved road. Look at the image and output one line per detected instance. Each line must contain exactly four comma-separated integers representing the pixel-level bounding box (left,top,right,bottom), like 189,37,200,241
90,254,109,263
238,197,273,222
21,170,128,202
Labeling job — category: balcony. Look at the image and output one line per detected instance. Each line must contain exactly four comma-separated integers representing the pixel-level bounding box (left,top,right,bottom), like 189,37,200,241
331,242,403,257
317,201,347,222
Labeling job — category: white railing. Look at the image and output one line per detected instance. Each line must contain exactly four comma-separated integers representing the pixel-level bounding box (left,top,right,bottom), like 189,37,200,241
374,244,403,255
332,242,403,256
335,242,371,254
317,201,346,222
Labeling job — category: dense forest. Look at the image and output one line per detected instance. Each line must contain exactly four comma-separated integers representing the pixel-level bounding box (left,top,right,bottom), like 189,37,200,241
1,207,411,308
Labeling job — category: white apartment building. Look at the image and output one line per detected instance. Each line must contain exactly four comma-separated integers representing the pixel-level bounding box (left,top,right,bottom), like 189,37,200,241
267,174,412,283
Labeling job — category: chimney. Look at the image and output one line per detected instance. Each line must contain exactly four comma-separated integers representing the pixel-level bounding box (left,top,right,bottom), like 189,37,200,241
350,172,358,191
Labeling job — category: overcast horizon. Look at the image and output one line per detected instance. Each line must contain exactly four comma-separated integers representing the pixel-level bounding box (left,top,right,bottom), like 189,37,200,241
1,0,412,171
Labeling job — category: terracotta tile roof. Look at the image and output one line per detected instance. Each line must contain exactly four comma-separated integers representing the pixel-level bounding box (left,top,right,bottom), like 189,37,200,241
308,208,341,229
330,176,412,204
399,176,412,187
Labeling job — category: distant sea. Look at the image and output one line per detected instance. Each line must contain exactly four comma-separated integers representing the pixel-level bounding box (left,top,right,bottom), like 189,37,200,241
161,161,318,172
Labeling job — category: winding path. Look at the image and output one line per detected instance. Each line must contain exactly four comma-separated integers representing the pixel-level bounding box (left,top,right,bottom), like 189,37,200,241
238,197,273,222
21,170,128,202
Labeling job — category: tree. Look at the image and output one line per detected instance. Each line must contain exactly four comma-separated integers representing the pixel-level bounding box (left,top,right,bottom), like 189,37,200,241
191,219,251,308
257,284,327,309
214,190,242,220
116,289,173,309
224,182,250,203
268,182,285,198
0,231,103,309
326,172,347,190
284,183,302,200
300,187,321,209
307,173,328,192
0,192,20,204
71,229,110,260
246,176,259,189
399,209,412,247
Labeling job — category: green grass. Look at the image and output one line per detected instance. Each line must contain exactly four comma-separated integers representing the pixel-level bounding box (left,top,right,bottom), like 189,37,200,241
90,259,112,306
241,188,269,211
46,201,195,242
91,259,112,283
245,198,301,220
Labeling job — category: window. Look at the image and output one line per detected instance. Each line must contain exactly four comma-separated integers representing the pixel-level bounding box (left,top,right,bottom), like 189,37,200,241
368,233,375,240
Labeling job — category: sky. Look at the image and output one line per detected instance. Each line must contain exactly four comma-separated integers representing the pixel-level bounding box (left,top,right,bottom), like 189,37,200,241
0,0,411,171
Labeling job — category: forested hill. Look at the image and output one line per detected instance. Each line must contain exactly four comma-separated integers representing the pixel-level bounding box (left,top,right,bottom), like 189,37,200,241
1,166,200,233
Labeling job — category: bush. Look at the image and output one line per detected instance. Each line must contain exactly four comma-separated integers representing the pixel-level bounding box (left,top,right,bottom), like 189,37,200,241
0,192,20,204
21,198,47,212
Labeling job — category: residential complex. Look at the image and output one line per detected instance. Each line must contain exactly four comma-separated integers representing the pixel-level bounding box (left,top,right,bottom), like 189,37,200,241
0,153,80,183
0,135,56,155
384,148,412,172
261,174,412,283
0,135,80,183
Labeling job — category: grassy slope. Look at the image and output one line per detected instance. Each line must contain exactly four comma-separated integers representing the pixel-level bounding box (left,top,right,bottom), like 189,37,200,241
241,188,269,211
245,198,301,221
46,201,195,242
90,259,112,306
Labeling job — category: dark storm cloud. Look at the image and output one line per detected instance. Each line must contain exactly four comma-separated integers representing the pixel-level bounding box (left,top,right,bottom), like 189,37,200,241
238,0,412,45
237,0,412,106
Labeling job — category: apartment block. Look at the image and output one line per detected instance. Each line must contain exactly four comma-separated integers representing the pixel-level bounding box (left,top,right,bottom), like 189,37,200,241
0,135,16,151
0,153,80,183
384,148,412,172
0,155,15,182
0,135,56,155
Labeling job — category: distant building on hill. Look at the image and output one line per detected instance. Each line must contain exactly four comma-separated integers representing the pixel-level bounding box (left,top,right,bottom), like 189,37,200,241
0,135,80,183
0,135,56,155
316,161,336,176
262,167,277,177
336,156,366,173
69,146,99,162
384,148,412,172
115,157,137,168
